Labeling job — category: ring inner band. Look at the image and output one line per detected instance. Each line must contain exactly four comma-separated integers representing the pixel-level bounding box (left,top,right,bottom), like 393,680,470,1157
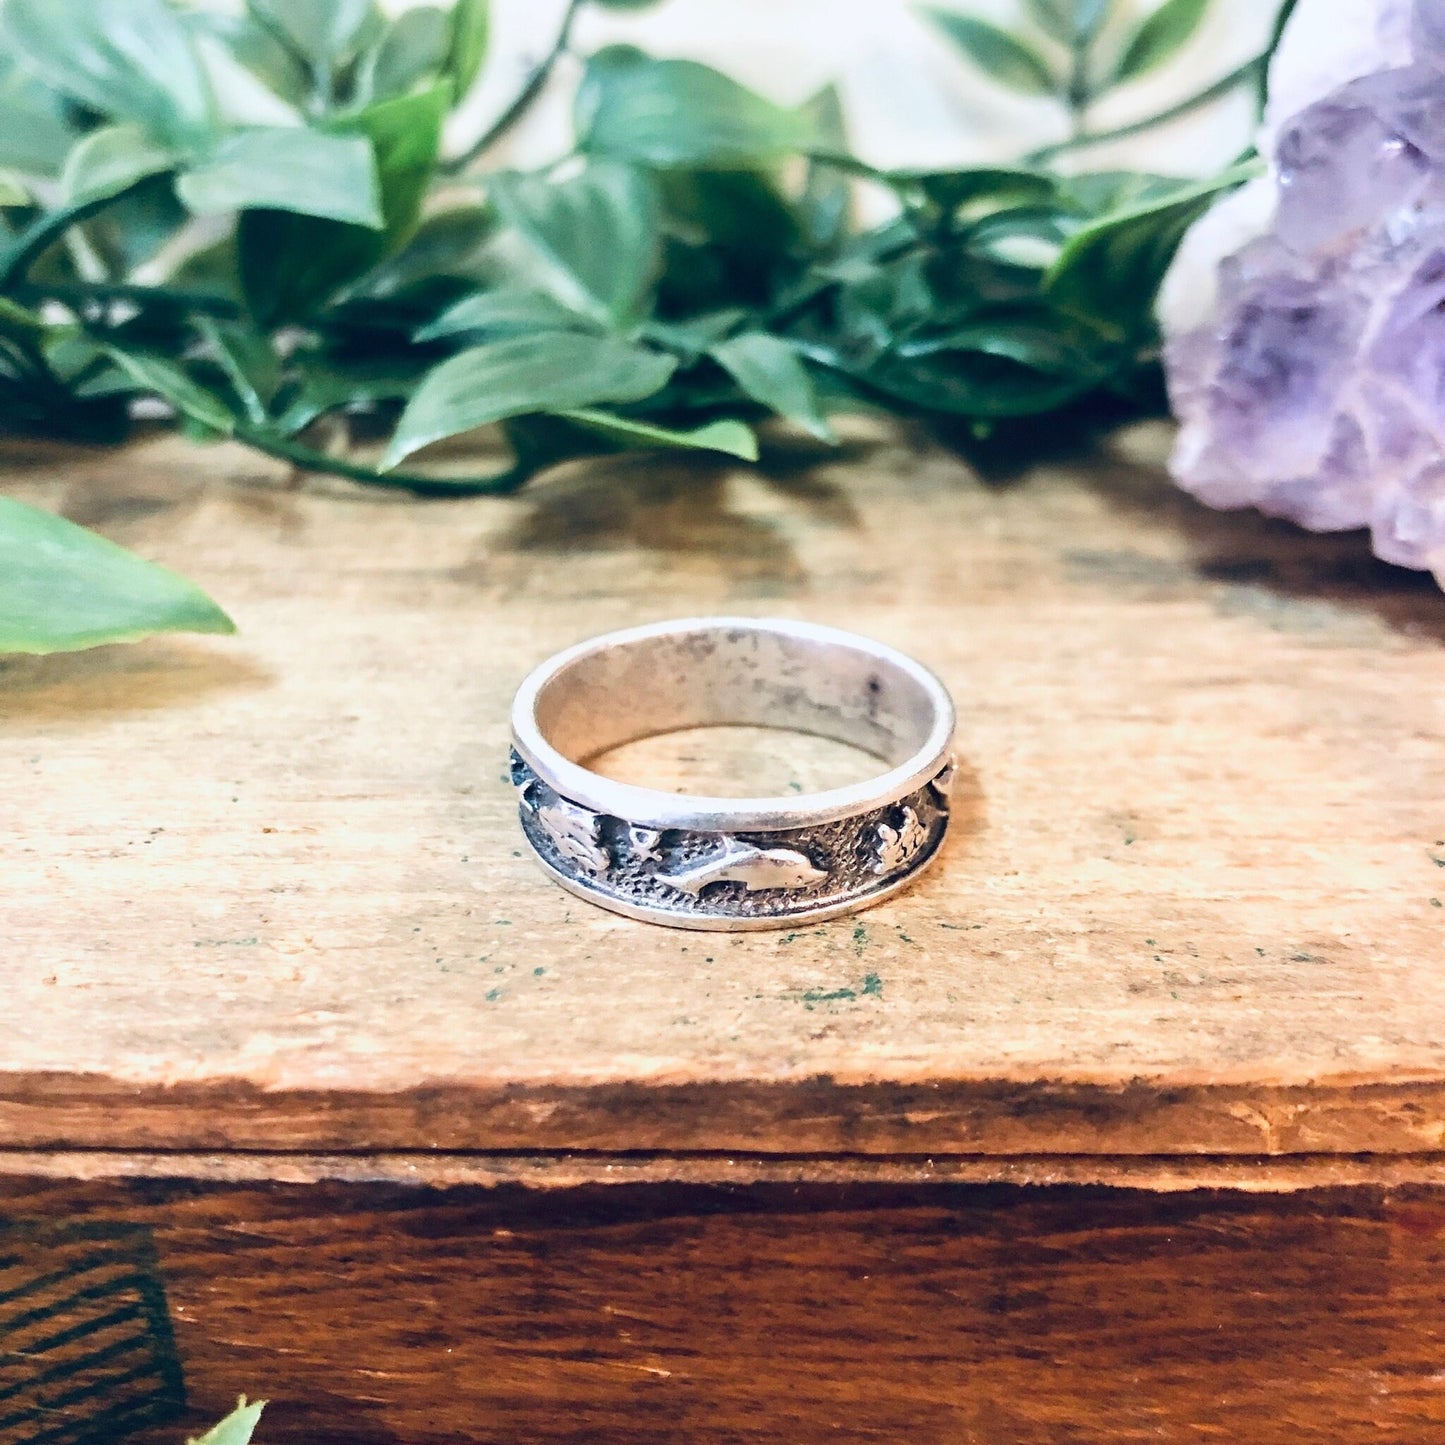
534,623,938,771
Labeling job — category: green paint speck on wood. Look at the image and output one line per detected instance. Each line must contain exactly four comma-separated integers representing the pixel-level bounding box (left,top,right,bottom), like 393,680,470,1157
800,972,883,1004
802,985,856,1003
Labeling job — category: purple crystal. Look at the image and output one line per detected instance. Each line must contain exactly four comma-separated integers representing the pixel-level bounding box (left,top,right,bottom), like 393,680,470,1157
1162,0,1445,586
1414,0,1445,71
1274,88,1428,254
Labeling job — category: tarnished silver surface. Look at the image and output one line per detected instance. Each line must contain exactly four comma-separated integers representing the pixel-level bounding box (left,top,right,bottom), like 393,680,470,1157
509,618,957,930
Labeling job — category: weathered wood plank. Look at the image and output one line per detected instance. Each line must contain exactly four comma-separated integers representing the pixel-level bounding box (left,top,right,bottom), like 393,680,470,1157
0,1178,1442,1445
7,1148,1445,1193
2,424,1443,1165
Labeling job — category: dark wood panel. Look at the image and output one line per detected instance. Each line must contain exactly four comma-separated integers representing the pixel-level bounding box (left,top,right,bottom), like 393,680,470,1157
0,1178,1441,1443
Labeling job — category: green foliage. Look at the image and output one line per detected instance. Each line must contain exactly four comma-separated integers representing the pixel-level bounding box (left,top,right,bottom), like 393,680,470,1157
384,332,677,466
0,0,214,147
921,11,1057,95
177,129,383,225
191,1398,266,1445
560,410,758,459
1045,161,1259,341
711,333,835,443
245,0,376,73
445,0,491,97
61,126,177,207
237,83,447,324
0,494,234,653
369,8,452,101
925,0,1239,145
0,0,1260,652
577,46,815,167
1113,0,1212,84
488,161,661,324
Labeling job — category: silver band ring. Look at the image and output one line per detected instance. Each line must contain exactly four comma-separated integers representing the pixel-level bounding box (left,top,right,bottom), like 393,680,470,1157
509,617,957,931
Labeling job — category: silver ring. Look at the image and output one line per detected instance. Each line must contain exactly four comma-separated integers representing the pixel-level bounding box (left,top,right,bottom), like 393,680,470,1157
509,617,957,931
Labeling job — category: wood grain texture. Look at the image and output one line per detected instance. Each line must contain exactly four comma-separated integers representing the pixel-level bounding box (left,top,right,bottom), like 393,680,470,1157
1,1177,1444,1444
9,1148,1445,1193
2,422,1443,1166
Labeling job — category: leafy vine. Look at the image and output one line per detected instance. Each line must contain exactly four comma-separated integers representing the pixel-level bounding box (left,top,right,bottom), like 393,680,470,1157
0,0,1285,652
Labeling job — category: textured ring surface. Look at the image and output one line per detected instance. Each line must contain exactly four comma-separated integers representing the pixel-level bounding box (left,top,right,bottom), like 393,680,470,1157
509,617,957,931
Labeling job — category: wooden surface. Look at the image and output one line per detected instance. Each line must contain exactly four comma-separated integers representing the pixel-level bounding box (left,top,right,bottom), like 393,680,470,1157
3,421,1444,1172
0,1175,1442,1444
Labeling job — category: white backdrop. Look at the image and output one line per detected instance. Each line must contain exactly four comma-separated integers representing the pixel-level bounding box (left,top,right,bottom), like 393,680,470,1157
451,0,1277,175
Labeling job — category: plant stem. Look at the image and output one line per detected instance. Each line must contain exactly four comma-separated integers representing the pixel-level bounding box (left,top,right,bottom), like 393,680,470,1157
1027,52,1268,164
0,176,170,293
442,0,586,175
18,282,242,319
233,424,532,497
1065,34,1091,142
1258,0,1298,114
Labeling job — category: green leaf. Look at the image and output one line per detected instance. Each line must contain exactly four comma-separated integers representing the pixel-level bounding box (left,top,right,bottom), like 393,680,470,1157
101,347,238,433
0,161,182,293
0,171,27,206
960,205,1070,266
577,46,813,168
798,84,851,250
1058,169,1191,216
344,80,453,245
637,310,748,361
353,204,495,300
559,409,758,458
895,318,1094,374
369,8,452,98
922,10,1058,95
488,161,660,324
654,169,803,312
888,165,1059,216
0,63,76,177
710,332,836,442
1074,0,1115,41
1025,0,1112,43
246,0,375,67
384,331,677,467
197,317,280,426
858,347,1093,418
0,296,45,333
1112,0,1211,84
1022,0,1073,42
0,494,233,654
446,0,490,98
60,126,174,207
192,1399,266,1445
416,288,600,342
274,353,427,434
238,82,449,324
80,174,188,275
178,128,383,226
1045,161,1258,341
187,11,310,107
1,0,214,148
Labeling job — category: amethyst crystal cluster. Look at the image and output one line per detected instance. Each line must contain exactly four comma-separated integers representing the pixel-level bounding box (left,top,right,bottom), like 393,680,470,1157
1160,0,1445,585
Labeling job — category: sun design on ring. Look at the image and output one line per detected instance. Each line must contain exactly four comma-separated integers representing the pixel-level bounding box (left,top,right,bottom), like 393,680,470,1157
533,797,611,876
872,805,929,876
